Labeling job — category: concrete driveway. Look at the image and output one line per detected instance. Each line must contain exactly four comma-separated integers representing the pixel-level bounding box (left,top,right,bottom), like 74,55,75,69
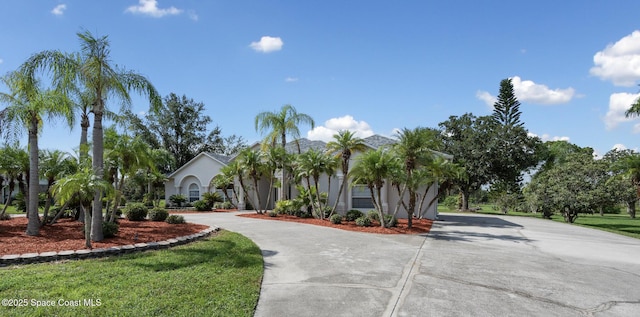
183,212,640,317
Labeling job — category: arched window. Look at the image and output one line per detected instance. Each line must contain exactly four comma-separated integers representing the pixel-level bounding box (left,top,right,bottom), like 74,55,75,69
188,183,200,202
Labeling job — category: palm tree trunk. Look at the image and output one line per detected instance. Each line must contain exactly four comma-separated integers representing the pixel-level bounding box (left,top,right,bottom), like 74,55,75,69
79,112,90,163
26,122,41,236
91,107,104,241
40,182,53,227
0,181,14,216
49,199,72,225
373,186,386,228
252,177,263,214
82,204,92,249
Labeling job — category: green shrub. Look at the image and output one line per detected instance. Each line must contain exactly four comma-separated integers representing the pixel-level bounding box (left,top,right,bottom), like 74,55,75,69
102,221,119,238
213,202,223,209
166,215,186,224
443,196,458,211
148,207,169,221
384,214,398,227
345,209,364,222
329,214,342,224
192,200,211,211
124,202,148,221
355,216,371,227
274,200,299,215
367,210,379,221
222,201,233,209
268,211,278,217
169,194,187,207
202,192,223,208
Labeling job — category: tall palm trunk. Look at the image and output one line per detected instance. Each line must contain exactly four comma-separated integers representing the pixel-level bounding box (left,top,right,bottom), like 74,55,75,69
251,175,263,214
79,112,90,163
40,179,54,227
82,204,92,248
26,120,40,236
0,180,15,216
91,106,104,241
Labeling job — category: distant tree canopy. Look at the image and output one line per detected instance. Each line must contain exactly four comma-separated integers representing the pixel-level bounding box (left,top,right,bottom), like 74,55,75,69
128,93,246,170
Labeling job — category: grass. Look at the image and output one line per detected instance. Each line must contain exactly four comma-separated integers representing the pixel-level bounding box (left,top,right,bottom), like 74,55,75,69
439,204,640,239
0,230,263,317
0,204,20,215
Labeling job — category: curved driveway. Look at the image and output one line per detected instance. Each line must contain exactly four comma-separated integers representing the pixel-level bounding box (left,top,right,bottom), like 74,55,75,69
183,212,640,317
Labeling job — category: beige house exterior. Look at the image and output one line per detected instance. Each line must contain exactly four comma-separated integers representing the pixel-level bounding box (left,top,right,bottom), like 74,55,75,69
164,135,450,220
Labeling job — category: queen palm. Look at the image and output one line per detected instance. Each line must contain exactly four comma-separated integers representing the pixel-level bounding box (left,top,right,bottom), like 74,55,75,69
255,104,315,200
326,130,368,214
296,148,338,219
237,148,265,213
21,30,161,241
0,71,74,236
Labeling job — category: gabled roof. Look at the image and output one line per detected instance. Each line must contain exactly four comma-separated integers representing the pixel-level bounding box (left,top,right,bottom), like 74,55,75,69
284,138,328,153
363,134,397,149
167,152,230,178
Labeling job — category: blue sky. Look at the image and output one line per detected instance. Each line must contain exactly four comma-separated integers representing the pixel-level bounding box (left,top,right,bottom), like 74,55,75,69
2,1,640,158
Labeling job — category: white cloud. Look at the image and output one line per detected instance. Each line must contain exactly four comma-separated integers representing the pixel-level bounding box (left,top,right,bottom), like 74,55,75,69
249,36,283,53
612,143,627,151
476,90,497,108
603,92,640,130
285,77,299,83
527,132,570,142
125,0,182,18
307,115,374,142
477,76,575,106
590,30,640,86
51,4,66,16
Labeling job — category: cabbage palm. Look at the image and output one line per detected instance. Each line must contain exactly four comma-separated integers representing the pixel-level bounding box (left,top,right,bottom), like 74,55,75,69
255,104,315,199
0,71,74,236
325,130,368,213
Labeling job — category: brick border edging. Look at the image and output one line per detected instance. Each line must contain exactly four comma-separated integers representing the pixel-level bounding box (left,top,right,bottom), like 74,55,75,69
0,226,220,267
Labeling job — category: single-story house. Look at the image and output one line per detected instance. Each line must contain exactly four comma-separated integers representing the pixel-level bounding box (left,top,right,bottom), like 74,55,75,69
164,134,451,220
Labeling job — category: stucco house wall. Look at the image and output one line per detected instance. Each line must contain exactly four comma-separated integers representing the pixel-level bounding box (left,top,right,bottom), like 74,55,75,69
164,152,230,206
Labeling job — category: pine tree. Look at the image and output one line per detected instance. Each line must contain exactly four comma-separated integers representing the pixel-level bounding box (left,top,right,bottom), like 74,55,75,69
492,78,523,128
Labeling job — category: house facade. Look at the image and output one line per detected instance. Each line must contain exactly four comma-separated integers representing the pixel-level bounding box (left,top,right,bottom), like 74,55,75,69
164,135,451,220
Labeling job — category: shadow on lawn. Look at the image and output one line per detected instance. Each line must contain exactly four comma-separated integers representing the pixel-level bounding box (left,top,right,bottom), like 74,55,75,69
109,237,263,272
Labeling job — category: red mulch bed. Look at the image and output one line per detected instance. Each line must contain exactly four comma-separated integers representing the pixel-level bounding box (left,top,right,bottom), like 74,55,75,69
169,209,238,214
0,217,208,256
238,213,433,234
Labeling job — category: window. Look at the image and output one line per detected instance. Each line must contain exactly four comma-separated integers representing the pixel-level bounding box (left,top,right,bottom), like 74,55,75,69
188,183,200,202
351,185,374,209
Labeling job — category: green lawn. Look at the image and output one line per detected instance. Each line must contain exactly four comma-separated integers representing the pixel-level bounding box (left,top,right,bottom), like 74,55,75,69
439,204,640,239
0,204,20,215
0,230,263,317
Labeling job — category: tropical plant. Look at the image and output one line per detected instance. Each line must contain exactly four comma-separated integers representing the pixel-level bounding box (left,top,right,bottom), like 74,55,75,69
295,148,338,219
237,148,264,213
39,149,77,226
0,70,74,236
349,149,402,227
326,130,368,215
0,144,25,216
51,167,113,248
255,104,315,199
21,30,162,241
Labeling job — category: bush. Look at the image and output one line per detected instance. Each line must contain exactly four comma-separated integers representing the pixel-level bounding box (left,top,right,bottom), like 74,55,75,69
202,192,223,208
102,221,119,238
367,210,379,221
222,201,233,209
0,213,11,221
268,211,278,217
330,214,342,224
124,203,148,221
148,207,169,222
213,202,223,209
169,194,187,207
383,214,398,227
274,200,298,215
345,209,364,222
443,196,458,211
192,200,211,212
355,216,371,227
166,215,186,224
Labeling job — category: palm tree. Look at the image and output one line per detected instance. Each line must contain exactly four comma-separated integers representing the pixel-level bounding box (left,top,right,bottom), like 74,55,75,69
220,161,245,208
255,104,315,200
39,149,77,226
21,30,161,241
211,173,236,208
104,128,153,222
0,71,74,236
417,156,464,219
237,149,265,213
51,167,112,248
325,130,368,214
262,146,286,211
295,148,338,219
0,144,23,216
349,149,402,227
393,127,440,228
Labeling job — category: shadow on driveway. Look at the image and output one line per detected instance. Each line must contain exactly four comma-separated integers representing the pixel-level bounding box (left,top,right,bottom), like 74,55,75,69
427,214,532,243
